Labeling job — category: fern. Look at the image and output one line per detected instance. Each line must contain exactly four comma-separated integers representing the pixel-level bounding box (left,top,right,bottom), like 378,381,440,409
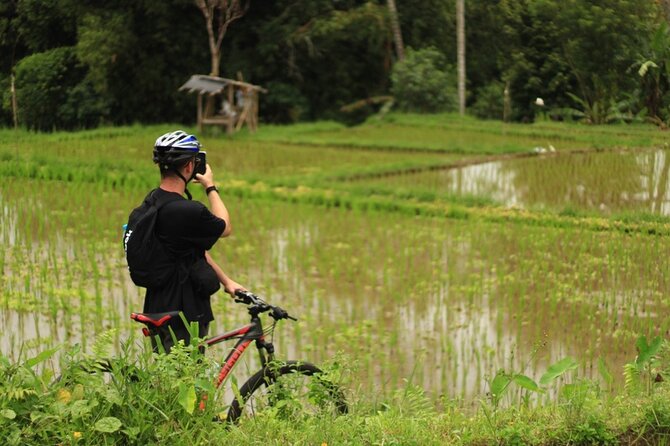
92,329,118,358
393,382,434,417
5,387,38,401
623,363,640,393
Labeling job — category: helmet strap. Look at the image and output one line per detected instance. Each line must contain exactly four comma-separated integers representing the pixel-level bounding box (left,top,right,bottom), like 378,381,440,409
174,169,193,201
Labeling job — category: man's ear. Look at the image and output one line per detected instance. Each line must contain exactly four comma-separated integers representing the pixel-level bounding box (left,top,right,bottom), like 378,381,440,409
183,158,194,176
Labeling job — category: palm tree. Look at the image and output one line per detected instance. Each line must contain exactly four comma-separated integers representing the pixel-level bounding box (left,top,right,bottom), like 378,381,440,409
457,0,466,115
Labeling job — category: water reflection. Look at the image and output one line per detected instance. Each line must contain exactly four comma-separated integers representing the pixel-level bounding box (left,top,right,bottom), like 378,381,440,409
374,149,670,216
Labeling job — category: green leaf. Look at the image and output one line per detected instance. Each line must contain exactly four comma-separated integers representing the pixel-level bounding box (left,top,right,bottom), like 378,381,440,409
102,387,123,406
539,357,578,386
636,336,663,366
122,426,140,439
24,346,61,368
178,382,196,415
94,416,122,433
559,382,590,402
1,409,16,420
513,374,541,393
490,371,512,404
638,60,658,77
195,378,215,395
636,336,650,355
70,399,97,419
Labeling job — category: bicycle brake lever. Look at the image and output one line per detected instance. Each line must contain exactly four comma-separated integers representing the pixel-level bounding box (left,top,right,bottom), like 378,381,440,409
270,307,298,321
270,306,288,320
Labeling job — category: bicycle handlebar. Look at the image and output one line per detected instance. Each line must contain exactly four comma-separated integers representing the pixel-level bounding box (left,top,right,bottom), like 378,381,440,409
234,289,298,322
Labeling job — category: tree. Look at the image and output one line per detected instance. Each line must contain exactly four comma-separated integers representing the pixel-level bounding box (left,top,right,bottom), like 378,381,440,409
456,0,465,115
636,21,670,125
391,47,456,112
194,0,249,77
387,0,404,61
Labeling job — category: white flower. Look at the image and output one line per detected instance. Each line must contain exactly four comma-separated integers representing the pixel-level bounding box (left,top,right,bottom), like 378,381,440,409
535,97,545,106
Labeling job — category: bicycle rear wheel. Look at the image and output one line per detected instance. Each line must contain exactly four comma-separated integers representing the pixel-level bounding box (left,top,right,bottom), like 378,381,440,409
226,360,348,423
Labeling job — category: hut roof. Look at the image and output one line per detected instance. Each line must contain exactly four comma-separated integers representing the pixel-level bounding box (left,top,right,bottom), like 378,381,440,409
179,74,267,95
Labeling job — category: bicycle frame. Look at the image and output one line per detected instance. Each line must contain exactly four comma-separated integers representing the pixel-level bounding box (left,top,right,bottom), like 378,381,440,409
205,312,274,389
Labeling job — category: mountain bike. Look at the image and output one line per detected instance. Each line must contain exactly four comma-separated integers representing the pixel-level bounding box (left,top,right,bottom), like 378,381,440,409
130,289,348,423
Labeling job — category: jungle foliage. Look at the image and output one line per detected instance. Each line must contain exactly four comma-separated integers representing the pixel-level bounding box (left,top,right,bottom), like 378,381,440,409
0,0,668,129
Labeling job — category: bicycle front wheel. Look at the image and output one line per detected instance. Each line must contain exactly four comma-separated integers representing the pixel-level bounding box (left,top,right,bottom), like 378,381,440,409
226,360,348,423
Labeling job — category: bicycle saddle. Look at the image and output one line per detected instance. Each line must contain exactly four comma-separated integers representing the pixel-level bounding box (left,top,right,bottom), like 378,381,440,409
130,311,181,328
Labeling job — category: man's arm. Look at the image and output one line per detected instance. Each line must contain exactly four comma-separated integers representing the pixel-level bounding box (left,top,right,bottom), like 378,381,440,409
205,252,244,296
195,164,232,237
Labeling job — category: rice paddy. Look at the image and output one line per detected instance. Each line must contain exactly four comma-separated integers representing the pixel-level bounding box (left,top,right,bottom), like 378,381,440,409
2,114,669,406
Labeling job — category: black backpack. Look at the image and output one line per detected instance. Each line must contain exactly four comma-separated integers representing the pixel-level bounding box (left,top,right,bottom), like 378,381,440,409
123,190,181,288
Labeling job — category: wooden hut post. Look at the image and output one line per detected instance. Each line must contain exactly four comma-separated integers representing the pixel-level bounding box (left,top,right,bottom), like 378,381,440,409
250,91,258,132
197,93,203,132
226,84,234,135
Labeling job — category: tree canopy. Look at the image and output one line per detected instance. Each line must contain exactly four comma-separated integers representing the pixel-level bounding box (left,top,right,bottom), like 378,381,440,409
0,0,667,130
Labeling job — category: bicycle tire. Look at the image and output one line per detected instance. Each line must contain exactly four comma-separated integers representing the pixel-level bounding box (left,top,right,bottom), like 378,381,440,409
226,360,348,423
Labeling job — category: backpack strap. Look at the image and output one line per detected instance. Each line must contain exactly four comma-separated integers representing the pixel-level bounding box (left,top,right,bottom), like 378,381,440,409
149,189,183,211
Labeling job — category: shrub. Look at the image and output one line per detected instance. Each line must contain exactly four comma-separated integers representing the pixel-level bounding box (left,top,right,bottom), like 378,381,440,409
470,81,505,120
391,47,456,113
15,47,107,131
262,81,310,123
15,47,80,131
59,77,109,129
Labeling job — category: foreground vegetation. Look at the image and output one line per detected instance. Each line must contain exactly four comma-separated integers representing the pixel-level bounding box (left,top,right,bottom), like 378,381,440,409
2,336,670,445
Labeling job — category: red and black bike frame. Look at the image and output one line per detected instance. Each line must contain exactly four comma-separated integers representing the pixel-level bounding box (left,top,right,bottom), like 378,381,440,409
205,311,274,389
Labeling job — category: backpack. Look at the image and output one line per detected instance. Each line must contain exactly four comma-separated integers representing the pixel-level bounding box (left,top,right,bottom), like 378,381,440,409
123,190,181,288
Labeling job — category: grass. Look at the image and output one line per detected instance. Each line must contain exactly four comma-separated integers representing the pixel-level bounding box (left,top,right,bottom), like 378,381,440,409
240,112,670,153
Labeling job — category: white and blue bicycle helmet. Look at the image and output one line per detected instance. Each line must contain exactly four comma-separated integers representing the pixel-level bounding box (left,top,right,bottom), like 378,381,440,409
153,130,201,169
153,130,203,199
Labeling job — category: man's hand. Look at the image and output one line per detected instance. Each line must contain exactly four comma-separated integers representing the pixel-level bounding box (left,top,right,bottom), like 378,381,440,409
194,163,214,189
223,278,245,297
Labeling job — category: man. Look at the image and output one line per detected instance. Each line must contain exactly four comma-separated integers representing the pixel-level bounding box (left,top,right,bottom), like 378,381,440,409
143,130,243,351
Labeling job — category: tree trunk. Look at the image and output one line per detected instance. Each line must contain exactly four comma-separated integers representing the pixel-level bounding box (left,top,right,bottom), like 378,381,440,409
195,0,248,77
503,81,511,122
457,0,466,115
386,0,405,61
10,73,18,129
210,48,220,77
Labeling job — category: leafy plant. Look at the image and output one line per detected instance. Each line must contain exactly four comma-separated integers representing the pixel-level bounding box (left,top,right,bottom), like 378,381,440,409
391,47,456,113
487,356,578,410
624,335,664,395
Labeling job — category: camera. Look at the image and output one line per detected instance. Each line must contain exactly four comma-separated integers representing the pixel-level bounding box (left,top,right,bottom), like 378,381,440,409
195,151,207,176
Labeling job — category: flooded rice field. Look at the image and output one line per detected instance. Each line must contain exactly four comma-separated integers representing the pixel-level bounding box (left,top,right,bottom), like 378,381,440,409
2,150,669,402
354,149,670,216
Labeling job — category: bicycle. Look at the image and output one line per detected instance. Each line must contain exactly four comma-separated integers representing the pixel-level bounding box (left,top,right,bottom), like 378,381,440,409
130,289,348,423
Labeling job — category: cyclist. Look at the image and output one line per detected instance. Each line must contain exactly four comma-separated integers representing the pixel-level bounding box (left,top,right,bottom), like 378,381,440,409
139,130,244,352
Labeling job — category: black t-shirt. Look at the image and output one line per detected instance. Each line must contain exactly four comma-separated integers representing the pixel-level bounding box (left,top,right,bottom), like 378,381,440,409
142,188,225,323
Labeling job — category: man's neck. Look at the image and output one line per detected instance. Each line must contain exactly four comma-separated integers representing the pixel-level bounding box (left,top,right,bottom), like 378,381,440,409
159,176,186,195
